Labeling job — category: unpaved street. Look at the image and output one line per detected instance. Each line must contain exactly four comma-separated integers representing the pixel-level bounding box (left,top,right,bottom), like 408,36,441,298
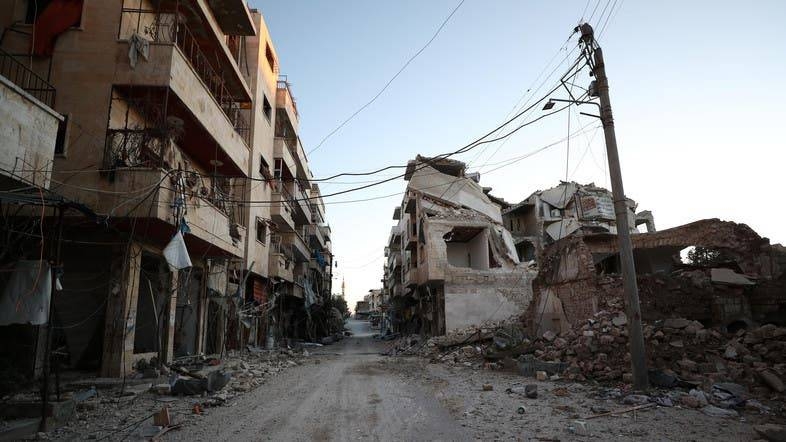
164,319,765,442
169,320,468,441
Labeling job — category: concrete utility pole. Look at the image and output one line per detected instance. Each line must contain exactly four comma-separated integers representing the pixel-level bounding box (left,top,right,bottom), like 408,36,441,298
579,23,649,390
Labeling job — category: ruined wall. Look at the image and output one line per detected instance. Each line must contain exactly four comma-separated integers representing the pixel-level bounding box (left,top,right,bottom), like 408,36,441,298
444,270,534,332
529,220,786,334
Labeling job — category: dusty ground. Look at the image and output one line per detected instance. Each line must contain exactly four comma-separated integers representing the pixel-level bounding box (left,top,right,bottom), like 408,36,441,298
41,320,783,441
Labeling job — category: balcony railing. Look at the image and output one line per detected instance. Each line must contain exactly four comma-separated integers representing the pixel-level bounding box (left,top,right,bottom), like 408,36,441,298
118,8,251,146
273,179,297,213
0,48,56,107
103,128,247,225
270,234,294,262
277,77,298,119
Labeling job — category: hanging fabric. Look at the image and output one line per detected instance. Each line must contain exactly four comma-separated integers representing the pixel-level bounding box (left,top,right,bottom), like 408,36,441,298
0,261,52,325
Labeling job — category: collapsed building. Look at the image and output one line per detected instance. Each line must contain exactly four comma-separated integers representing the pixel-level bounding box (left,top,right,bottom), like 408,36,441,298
528,218,786,335
502,181,655,262
382,156,536,336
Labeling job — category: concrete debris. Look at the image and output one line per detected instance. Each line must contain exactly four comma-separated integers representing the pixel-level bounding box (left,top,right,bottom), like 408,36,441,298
754,424,786,442
701,405,739,418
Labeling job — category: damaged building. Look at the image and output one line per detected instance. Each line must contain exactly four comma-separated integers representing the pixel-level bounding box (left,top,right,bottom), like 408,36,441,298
383,156,535,336
0,0,333,397
529,218,786,336
502,181,655,262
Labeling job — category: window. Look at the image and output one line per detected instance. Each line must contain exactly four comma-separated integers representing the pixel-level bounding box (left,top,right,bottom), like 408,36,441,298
54,115,69,155
262,95,272,122
256,218,267,244
259,155,272,179
265,43,276,72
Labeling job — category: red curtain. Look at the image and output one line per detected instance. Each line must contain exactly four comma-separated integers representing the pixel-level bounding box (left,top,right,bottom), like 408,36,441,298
32,0,84,56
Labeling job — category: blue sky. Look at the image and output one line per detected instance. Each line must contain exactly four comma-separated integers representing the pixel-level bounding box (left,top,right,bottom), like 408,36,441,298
252,0,786,308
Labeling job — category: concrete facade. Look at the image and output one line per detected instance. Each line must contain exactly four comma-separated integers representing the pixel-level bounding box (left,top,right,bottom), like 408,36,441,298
0,0,332,382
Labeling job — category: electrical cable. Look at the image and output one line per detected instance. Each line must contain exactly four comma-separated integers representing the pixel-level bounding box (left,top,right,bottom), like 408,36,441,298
309,0,466,155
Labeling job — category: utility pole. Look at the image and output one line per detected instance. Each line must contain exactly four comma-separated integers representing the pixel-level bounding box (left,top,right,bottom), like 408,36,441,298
579,23,649,390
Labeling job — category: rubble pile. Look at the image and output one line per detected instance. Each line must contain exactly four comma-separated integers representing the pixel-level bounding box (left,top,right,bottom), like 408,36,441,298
386,318,524,366
3,348,311,440
529,307,786,395
387,309,786,399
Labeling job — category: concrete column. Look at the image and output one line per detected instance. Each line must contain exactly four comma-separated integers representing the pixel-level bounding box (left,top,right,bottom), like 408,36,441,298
100,243,142,377
160,268,178,364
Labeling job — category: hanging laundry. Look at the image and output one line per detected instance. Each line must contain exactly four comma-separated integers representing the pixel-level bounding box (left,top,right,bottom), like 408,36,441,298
0,261,52,325
128,33,150,69
32,0,84,56
163,230,192,270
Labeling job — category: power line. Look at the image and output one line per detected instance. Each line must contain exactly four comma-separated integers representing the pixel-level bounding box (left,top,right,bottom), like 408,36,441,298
308,0,466,155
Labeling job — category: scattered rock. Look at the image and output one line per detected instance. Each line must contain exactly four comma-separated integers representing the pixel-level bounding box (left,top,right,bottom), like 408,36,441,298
689,389,709,407
542,330,557,342
567,420,590,436
612,314,628,327
754,424,786,442
536,371,548,381
680,395,700,408
663,318,691,329
524,384,538,399
482,384,493,391
622,394,650,405
701,405,738,418
759,370,785,392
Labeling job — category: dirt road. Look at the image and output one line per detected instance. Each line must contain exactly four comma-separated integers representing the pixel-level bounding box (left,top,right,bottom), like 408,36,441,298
169,320,469,441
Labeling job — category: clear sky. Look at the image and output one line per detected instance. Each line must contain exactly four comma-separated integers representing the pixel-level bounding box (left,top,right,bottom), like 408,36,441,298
252,0,786,310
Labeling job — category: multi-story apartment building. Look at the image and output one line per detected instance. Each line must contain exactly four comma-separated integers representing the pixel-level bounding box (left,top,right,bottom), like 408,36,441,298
382,156,535,336
0,0,332,381
0,45,64,380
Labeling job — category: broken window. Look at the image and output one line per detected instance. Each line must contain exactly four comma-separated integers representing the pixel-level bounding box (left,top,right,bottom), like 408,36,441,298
594,253,621,275
443,227,489,270
516,240,536,262
262,95,272,122
259,155,272,179
54,114,69,155
256,218,267,244
265,43,276,72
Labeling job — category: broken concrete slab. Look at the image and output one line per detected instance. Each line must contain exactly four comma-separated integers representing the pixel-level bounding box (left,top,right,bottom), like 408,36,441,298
710,268,754,286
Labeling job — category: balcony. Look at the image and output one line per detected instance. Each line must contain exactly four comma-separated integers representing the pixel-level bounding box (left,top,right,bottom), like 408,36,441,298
205,0,256,35
388,225,402,251
270,180,295,232
307,224,327,250
290,182,312,226
106,168,245,257
0,48,56,108
404,264,419,288
282,231,310,263
276,78,299,131
115,11,251,173
269,236,294,282
274,137,308,181
405,222,417,251
273,138,298,177
0,56,60,189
